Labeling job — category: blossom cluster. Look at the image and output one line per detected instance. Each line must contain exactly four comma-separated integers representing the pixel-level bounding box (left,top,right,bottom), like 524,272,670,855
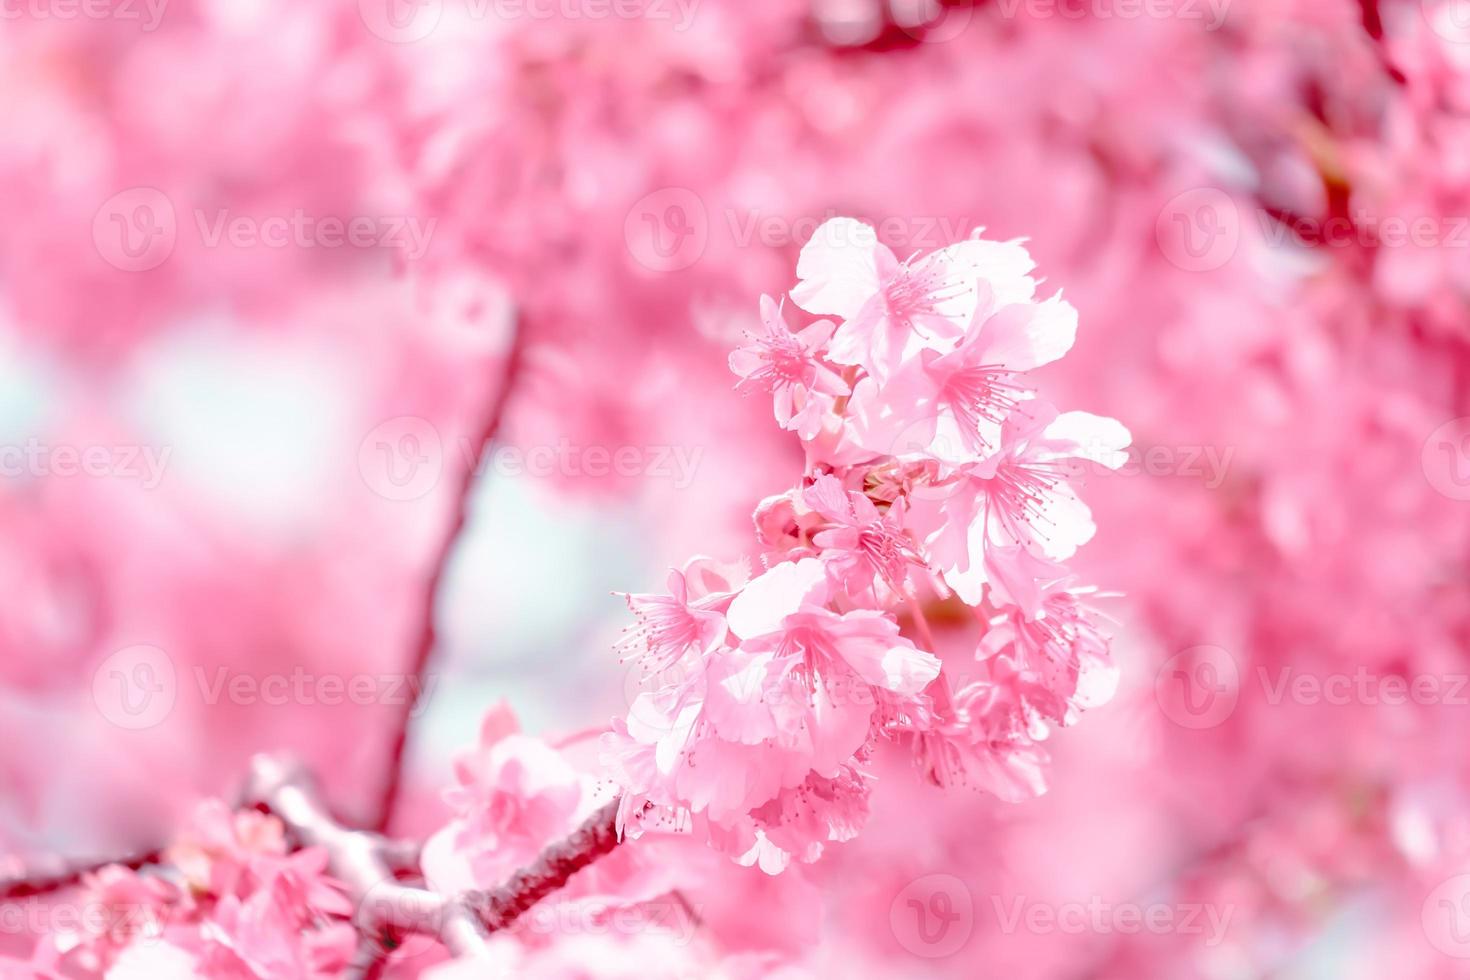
15,803,354,979
6,0,1467,975
605,218,1130,872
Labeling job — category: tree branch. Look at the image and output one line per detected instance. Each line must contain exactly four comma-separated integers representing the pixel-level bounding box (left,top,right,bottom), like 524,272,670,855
463,799,622,931
372,309,527,833
246,754,625,961
1,750,625,968
0,849,162,900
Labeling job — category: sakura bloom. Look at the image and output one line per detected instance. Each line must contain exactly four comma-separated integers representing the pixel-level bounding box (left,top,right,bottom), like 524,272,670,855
607,217,1129,872
1,218,1127,976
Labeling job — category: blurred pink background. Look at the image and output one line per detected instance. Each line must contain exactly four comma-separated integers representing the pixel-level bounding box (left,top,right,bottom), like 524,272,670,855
3,0,1470,975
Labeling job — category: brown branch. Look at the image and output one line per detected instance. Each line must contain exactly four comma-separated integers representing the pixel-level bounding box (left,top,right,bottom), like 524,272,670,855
247,755,625,961
464,799,622,931
372,309,527,833
0,849,162,900
244,754,490,961
2,749,624,969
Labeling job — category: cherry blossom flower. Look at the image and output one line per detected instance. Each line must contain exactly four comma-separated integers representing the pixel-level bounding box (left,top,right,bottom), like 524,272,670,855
611,227,1123,872
849,292,1079,463
422,704,590,894
34,799,355,980
166,802,289,898
751,490,821,559
730,296,850,440
801,474,917,597
615,558,747,676
979,579,1118,727
912,678,1050,803
904,404,1131,603
790,217,1037,380
14,5,1470,976
49,866,180,972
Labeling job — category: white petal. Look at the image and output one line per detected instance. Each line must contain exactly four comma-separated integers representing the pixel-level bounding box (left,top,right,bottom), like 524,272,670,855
1043,411,1132,469
936,237,1038,306
790,218,885,320
725,559,828,639
975,294,1078,371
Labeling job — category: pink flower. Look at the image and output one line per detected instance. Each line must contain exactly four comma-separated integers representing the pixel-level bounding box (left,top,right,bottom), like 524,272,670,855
740,605,940,701
749,766,870,867
904,404,1131,603
802,474,918,596
611,216,1123,870
913,679,1050,803
849,292,1078,463
102,846,353,980
51,865,180,971
751,491,824,560
187,872,353,980
979,579,1118,727
710,766,872,873
422,704,590,893
245,847,353,924
729,295,850,440
166,801,289,899
700,641,877,779
790,217,1037,380
615,557,746,675
605,560,938,869
726,559,940,696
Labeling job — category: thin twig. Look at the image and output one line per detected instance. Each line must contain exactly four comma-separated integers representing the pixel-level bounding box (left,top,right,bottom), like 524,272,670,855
464,799,622,931
247,754,624,958
4,754,626,968
3,315,527,896
372,310,527,833
0,849,162,900
245,753,493,961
